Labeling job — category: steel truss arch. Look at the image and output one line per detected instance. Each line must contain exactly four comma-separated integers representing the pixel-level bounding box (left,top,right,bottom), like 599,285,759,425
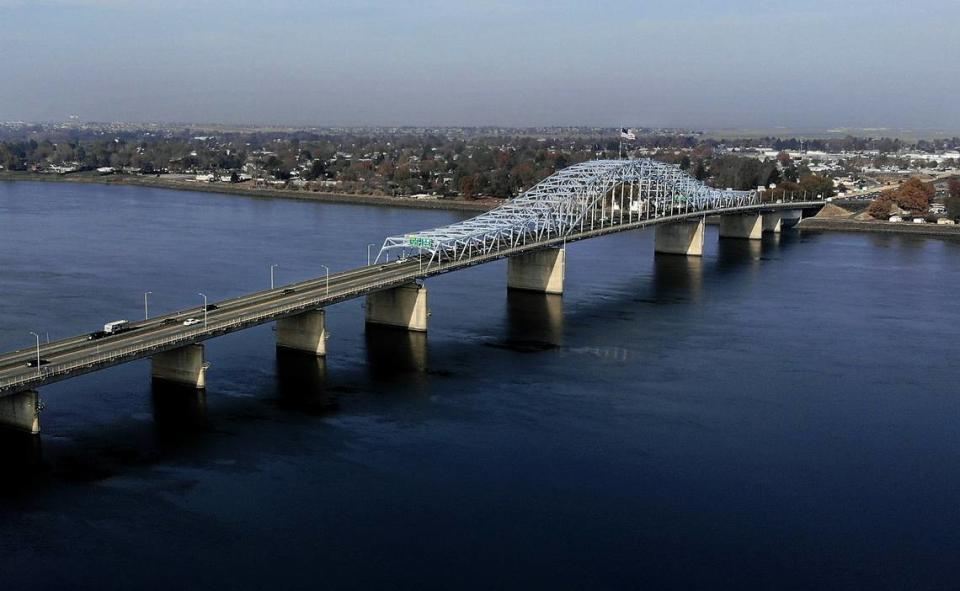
377,158,758,267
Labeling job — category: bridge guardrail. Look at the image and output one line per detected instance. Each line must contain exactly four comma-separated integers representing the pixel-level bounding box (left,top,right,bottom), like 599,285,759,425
0,297,332,394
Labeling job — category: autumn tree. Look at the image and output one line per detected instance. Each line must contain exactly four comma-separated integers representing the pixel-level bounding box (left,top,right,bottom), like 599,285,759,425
892,177,934,213
867,196,895,219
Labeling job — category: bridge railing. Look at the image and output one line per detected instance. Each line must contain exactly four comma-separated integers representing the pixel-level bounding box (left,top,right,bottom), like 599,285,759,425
0,297,328,394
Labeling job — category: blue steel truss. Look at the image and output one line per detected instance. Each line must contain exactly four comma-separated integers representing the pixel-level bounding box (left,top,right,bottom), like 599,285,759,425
378,158,758,266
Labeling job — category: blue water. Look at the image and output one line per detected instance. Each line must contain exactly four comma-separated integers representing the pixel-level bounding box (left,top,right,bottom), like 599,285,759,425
1,181,958,589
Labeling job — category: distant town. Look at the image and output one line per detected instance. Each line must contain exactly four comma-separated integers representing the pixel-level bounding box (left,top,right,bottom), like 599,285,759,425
1,121,958,223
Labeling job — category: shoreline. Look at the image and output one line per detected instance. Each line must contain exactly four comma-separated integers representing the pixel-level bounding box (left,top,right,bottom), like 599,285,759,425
799,217,960,238
0,172,498,213
5,172,958,240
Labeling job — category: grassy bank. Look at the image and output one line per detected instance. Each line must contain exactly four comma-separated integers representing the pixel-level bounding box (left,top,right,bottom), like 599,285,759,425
0,171,498,213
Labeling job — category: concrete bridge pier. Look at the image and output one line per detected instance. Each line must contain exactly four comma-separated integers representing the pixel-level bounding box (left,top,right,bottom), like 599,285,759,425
151,344,209,389
720,213,763,240
0,390,41,435
780,209,803,229
365,283,429,331
762,212,783,233
654,219,705,256
276,309,327,356
507,247,565,294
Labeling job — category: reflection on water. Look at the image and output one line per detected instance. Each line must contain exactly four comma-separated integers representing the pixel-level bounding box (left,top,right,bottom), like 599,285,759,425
0,429,43,476
716,237,763,270
651,254,704,302
275,350,336,415
502,290,564,350
365,326,428,377
150,381,208,447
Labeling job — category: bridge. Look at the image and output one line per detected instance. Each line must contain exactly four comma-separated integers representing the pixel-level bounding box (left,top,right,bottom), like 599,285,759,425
0,159,824,434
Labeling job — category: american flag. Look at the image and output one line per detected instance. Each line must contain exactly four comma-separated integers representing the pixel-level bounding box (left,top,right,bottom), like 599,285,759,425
620,128,636,141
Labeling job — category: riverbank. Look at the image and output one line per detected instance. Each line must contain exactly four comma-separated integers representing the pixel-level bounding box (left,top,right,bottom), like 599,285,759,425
799,217,960,238
797,202,960,238
0,171,498,212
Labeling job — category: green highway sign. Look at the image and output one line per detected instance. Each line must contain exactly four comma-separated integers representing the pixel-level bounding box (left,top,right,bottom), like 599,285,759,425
406,235,435,248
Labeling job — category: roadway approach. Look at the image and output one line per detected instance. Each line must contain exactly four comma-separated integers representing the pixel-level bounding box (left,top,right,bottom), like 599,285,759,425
0,159,825,434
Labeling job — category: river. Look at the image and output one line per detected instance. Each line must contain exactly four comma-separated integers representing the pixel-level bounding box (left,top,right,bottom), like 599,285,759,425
0,181,958,589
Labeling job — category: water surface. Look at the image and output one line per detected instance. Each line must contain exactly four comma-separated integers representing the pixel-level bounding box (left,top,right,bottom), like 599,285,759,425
0,181,958,589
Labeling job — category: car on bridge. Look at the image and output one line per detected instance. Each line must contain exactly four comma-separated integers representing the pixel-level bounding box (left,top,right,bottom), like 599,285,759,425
25,358,50,367
182,318,202,326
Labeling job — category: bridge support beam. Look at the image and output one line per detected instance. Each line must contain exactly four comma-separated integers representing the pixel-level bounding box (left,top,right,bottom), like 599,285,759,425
365,283,428,332
152,344,208,389
0,390,41,435
762,212,783,233
276,309,327,356
507,247,565,294
654,219,705,256
719,213,763,240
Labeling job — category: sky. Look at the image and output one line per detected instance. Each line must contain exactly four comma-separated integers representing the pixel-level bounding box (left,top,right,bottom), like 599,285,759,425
0,0,957,130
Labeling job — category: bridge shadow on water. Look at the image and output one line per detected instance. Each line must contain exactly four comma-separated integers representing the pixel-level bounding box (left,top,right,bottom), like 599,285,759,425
487,290,564,352
0,231,799,489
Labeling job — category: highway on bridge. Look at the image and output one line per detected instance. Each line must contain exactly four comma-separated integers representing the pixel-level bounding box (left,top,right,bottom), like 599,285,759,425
0,200,820,398
0,159,827,408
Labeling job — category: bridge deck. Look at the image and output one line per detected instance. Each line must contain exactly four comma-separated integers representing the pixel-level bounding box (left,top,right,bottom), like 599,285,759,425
0,201,821,397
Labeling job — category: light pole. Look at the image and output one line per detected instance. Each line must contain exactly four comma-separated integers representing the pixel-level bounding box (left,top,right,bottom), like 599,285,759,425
270,264,279,289
367,243,375,266
144,291,152,320
320,265,329,296
198,292,208,328
28,331,40,375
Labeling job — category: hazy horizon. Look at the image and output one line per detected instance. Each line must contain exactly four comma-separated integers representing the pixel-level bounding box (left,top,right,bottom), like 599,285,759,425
1,0,957,130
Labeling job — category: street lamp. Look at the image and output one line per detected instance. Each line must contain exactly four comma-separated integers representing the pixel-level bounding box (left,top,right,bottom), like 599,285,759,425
320,265,329,296
144,291,152,320
270,264,279,289
198,292,208,328
367,243,376,266
28,331,40,375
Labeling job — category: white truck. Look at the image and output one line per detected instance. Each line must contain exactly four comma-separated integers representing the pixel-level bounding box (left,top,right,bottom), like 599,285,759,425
103,320,130,335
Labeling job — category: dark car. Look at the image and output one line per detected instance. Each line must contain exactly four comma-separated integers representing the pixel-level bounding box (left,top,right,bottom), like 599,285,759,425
162,318,179,325
87,330,108,340
205,304,219,311
25,358,50,367
282,288,296,295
